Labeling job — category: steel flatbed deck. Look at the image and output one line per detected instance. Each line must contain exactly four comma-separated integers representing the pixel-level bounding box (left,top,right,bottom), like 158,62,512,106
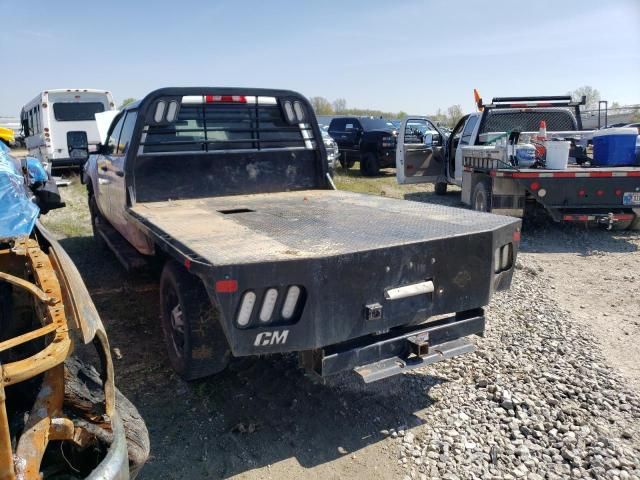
129,189,518,266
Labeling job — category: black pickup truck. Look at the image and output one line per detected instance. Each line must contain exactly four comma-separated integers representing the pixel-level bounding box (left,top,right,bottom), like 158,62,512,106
328,116,397,176
84,87,520,382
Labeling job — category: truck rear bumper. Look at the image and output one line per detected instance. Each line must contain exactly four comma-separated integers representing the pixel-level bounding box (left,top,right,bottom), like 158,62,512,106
299,309,484,382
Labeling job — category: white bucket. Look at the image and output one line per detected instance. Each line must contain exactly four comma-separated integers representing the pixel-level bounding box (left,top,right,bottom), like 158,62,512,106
544,141,570,169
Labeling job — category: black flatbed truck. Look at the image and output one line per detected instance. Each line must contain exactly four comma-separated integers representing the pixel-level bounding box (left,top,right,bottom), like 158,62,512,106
84,87,520,382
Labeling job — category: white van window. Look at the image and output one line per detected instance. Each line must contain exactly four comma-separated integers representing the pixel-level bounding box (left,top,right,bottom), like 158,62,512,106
53,102,105,121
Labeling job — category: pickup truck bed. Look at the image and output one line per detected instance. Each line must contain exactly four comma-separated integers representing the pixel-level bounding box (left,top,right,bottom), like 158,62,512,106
129,190,516,265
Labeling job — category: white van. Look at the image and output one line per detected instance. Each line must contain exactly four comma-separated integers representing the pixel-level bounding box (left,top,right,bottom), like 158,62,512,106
21,89,115,168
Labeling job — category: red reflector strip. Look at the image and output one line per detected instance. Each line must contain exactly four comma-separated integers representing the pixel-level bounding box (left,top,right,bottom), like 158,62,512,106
562,214,634,222
500,170,639,179
184,258,191,270
215,279,238,293
513,230,521,242
563,215,591,222
205,95,246,103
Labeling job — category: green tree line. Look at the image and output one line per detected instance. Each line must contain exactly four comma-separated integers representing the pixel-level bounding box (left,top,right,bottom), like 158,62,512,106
309,96,464,127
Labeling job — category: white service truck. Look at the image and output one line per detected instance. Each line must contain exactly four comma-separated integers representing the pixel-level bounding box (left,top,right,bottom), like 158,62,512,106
396,95,640,230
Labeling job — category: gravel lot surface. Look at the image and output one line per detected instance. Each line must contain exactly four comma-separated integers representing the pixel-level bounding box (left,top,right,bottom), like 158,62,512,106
40,169,639,479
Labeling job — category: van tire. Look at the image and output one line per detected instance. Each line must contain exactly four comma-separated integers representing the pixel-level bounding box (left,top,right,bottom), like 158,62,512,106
159,261,231,381
360,152,380,177
472,180,492,213
435,182,448,195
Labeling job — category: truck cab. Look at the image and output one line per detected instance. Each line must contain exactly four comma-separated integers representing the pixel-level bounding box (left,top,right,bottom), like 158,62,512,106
328,116,397,176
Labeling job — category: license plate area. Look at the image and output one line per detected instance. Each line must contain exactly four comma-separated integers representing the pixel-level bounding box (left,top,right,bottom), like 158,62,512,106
623,192,640,206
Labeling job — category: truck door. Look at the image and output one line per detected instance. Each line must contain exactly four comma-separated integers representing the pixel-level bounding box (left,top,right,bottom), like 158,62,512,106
396,117,445,184
330,118,361,152
451,114,478,184
95,113,125,218
108,110,137,233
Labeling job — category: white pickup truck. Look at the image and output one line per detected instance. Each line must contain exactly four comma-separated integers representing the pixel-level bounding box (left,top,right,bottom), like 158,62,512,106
396,95,640,230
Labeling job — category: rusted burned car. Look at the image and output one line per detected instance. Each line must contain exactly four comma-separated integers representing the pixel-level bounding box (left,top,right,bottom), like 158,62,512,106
0,145,148,479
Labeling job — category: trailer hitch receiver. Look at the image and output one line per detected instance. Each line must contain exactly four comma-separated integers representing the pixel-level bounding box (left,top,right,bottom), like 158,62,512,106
407,332,430,357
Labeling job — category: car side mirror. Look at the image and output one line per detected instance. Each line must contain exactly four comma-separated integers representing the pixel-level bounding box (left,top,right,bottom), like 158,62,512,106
67,132,89,161
424,133,442,147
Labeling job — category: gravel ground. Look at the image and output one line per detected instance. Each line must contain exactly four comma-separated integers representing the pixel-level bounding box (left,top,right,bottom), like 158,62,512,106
389,253,640,480
38,169,640,479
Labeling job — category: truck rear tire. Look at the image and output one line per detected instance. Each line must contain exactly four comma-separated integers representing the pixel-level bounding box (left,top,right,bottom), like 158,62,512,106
360,152,380,177
159,261,231,381
472,180,492,213
435,182,448,195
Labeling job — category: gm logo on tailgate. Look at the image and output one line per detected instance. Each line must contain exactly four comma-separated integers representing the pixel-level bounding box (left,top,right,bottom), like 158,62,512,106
254,330,289,347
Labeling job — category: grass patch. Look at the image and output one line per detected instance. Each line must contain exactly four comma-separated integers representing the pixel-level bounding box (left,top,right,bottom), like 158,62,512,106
333,162,438,199
40,175,92,238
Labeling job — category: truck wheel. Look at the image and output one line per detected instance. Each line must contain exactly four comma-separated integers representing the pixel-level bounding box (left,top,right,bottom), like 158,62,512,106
628,213,640,231
611,220,633,231
159,261,231,381
339,153,354,169
472,180,491,213
88,195,108,251
435,182,448,195
360,152,380,177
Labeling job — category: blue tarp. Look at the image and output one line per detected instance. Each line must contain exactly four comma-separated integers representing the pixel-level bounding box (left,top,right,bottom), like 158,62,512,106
0,146,40,239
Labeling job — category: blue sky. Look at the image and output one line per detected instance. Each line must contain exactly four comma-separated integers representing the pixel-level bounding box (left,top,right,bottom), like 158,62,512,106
1,0,638,116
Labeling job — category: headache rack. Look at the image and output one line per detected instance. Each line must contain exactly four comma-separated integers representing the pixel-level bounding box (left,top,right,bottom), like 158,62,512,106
140,97,316,154
477,95,587,131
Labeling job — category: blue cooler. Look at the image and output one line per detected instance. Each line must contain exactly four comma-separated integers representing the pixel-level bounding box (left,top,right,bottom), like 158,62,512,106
592,127,638,166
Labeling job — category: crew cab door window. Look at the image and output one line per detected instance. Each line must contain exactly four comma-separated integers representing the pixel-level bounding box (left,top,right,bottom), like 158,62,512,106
117,111,137,155
452,115,476,184
110,111,137,233
105,114,126,155
460,115,478,146
96,114,125,217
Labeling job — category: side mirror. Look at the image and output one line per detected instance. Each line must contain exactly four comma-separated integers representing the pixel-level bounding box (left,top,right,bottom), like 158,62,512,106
67,131,89,161
424,133,442,147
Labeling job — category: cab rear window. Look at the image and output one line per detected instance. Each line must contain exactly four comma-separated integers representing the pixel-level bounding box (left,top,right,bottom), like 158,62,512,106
141,100,314,154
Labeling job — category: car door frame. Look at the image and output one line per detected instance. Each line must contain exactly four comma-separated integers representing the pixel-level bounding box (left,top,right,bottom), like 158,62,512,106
395,116,446,185
95,112,125,218
451,114,479,185
108,110,138,234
